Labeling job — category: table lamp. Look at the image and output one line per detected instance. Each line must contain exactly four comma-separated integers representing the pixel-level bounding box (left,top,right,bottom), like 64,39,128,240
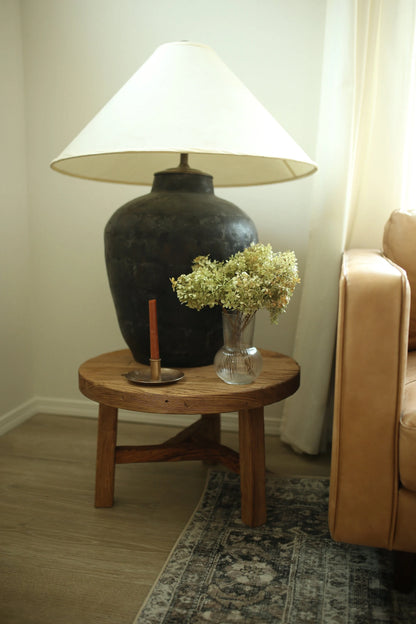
51,41,317,367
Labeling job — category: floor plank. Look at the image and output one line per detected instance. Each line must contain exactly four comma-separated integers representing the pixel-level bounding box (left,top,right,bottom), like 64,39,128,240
0,413,330,624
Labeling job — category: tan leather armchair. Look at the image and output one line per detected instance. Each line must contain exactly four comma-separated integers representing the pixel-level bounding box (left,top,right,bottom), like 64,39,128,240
329,211,416,587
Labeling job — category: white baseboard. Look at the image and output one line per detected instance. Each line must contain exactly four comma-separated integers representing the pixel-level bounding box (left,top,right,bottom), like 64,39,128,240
0,398,38,436
1,396,281,436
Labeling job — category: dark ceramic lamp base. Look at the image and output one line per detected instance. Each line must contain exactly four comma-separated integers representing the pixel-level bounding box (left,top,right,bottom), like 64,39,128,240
104,156,258,368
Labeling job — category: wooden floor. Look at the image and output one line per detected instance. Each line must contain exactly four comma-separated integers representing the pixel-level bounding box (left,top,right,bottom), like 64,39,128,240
0,413,330,624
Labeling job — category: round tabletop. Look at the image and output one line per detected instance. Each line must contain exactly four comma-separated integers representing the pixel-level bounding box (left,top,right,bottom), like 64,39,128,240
79,349,300,415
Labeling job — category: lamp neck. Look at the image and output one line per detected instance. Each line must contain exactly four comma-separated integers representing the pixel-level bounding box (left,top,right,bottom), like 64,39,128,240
163,153,206,175
152,154,214,194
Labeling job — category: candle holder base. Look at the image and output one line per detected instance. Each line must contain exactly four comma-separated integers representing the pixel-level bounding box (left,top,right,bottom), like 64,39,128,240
123,367,184,385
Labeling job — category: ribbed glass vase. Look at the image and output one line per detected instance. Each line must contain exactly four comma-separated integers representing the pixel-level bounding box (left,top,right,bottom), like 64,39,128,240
214,309,263,384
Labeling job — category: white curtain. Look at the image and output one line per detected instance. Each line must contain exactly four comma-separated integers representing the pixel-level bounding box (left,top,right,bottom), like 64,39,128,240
280,0,416,454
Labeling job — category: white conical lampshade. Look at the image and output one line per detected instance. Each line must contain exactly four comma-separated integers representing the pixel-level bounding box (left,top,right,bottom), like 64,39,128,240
51,41,317,187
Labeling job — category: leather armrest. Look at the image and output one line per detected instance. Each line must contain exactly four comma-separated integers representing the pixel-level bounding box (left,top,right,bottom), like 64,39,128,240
329,249,410,549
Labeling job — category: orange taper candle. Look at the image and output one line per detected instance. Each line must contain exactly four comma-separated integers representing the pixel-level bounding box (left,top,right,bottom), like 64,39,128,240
148,299,160,360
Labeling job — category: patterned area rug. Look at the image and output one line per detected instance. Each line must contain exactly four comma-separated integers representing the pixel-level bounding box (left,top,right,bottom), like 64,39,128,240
134,472,416,623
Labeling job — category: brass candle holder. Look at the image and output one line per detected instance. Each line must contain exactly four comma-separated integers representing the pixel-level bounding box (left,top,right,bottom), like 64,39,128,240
150,357,162,381
123,298,183,384
123,357,184,385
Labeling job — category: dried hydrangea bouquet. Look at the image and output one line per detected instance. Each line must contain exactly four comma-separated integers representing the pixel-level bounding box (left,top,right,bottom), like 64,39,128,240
171,243,300,384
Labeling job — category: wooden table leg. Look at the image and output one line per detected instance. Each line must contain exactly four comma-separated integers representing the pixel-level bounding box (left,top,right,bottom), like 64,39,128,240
95,403,118,507
200,413,221,443
238,407,266,527
200,413,220,465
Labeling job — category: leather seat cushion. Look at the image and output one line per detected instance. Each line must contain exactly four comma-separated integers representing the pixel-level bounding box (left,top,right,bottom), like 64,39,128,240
400,351,416,491
383,210,416,350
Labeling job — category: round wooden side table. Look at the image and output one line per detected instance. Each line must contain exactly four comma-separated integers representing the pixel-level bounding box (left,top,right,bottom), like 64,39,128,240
79,349,300,527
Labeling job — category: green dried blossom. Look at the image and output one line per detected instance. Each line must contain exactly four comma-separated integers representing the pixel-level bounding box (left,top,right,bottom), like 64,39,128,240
170,243,300,324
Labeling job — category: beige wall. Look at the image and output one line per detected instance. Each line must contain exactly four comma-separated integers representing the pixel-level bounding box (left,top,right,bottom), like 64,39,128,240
1,0,326,421
0,0,33,418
